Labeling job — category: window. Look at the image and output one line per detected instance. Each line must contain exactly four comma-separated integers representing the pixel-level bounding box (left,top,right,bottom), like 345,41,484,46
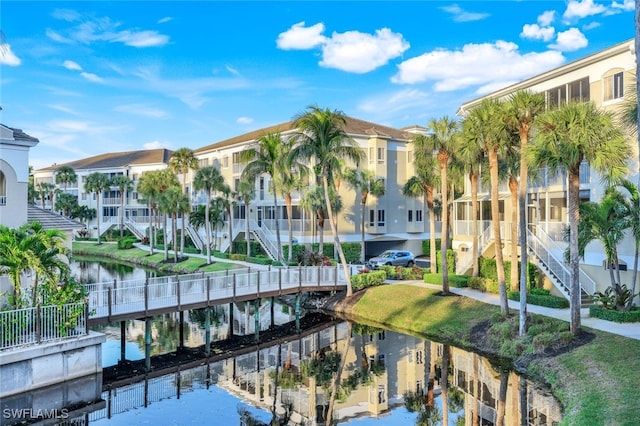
377,209,385,226
82,193,87,201
198,158,209,168
132,173,139,181
416,350,423,365
569,77,590,102
408,210,413,222
416,209,423,222
234,178,240,191
132,192,138,200
604,71,624,101
369,147,374,164
222,156,229,168
232,152,242,165
408,150,414,164
546,84,567,108
377,147,385,163
369,209,375,226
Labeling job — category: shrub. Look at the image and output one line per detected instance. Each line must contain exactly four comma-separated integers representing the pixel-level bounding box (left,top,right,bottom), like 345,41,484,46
247,255,272,265
468,277,486,292
117,237,137,249
508,291,569,309
589,305,640,323
351,270,386,291
435,249,456,274
229,254,247,261
422,238,441,256
422,273,469,288
233,241,263,256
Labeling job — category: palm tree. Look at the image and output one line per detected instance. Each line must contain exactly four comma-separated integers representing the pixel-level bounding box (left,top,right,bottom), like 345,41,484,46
54,192,78,217
530,101,630,334
421,117,460,294
85,172,110,244
55,165,77,193
618,179,640,308
235,177,255,257
240,132,285,263
292,106,365,296
277,146,308,263
193,166,224,264
110,175,134,238
159,186,189,262
344,168,385,263
505,90,545,336
170,147,199,255
462,98,511,315
36,182,56,210
137,169,179,254
218,183,234,254
300,185,327,255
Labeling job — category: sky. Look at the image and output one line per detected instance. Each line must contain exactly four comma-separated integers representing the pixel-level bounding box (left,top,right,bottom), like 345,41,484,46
0,1,636,171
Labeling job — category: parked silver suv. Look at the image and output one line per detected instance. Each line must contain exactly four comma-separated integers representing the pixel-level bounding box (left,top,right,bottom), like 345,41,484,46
367,250,415,269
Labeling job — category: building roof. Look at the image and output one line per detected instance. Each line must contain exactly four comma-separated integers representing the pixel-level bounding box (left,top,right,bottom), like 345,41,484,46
27,206,85,230
195,116,413,154
1,124,40,143
36,148,173,172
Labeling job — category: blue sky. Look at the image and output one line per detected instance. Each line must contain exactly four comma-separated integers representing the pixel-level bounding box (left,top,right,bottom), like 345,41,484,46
0,1,635,170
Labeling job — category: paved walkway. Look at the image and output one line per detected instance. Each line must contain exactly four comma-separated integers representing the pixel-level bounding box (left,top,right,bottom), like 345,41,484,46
407,281,640,340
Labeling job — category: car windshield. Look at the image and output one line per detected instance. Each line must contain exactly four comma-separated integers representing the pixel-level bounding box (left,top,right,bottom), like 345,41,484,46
379,251,394,258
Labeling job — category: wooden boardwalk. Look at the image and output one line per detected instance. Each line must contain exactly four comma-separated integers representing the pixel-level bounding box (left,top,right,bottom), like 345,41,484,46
85,266,349,326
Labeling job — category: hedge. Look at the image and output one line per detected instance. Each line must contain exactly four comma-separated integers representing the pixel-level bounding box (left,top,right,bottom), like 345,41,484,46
508,291,569,309
351,270,387,291
435,249,456,274
233,241,263,256
380,265,428,280
589,305,640,323
246,255,272,265
117,237,138,249
422,238,441,257
423,273,469,288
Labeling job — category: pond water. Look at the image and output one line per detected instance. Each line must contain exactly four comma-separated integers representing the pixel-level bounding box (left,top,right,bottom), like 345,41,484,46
68,259,563,425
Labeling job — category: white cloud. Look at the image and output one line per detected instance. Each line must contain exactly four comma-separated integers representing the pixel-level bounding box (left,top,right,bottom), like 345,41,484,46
237,116,254,125
63,60,82,71
440,4,490,22
611,0,634,11
112,30,169,48
80,72,105,83
114,104,170,119
0,43,21,66
358,88,431,115
143,140,172,150
51,9,82,22
47,120,92,132
276,22,326,50
391,41,565,93
226,65,240,76
521,24,555,42
46,29,72,44
158,17,173,24
549,28,588,51
563,0,607,22
538,10,556,26
320,28,409,73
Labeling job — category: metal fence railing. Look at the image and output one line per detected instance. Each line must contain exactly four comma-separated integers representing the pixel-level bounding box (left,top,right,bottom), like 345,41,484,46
0,302,88,351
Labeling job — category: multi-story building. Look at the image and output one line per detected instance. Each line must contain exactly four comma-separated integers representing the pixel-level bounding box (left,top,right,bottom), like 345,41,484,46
453,38,636,297
191,116,429,259
32,149,173,239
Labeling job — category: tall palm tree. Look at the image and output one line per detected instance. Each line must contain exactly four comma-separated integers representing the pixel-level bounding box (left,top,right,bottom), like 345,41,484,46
235,177,255,257
530,101,630,334
240,132,285,263
170,147,199,254
421,117,460,293
462,98,511,314
218,183,234,254
137,169,179,254
292,106,365,296
505,90,545,336
193,166,224,264
618,179,640,308
110,174,134,238
55,165,77,193
402,156,439,274
300,185,327,255
277,145,308,263
344,168,386,263
36,182,56,210
159,186,189,262
85,172,110,244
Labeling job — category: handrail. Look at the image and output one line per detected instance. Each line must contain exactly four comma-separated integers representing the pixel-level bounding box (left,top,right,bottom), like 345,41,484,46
527,228,571,297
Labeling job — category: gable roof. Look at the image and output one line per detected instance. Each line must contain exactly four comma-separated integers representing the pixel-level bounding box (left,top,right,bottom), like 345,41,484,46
36,148,173,172
27,206,85,230
195,116,413,154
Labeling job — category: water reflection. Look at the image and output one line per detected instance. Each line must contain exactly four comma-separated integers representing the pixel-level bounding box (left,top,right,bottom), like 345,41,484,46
86,321,561,425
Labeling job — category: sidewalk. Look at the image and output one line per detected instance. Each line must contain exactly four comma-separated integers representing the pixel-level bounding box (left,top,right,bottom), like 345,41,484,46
408,281,640,340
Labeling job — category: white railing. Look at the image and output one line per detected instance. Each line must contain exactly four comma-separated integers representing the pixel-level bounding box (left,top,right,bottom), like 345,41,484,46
0,303,88,351
249,220,282,263
185,223,204,251
84,266,351,321
123,218,146,240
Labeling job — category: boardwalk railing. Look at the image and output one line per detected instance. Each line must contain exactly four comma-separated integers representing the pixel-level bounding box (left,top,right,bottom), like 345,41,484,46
85,266,352,323
0,302,88,351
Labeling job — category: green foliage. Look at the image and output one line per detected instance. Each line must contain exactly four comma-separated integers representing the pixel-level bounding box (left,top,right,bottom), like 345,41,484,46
296,249,331,266
117,237,137,249
422,238,441,256
351,270,386,291
341,242,361,263
300,351,341,389
468,277,486,292
233,241,263,256
589,305,640,323
213,251,229,259
246,255,272,265
311,243,334,258
422,273,469,288
382,264,428,280
229,253,247,261
508,291,569,309
283,244,307,262
591,284,636,311
530,287,550,296
435,249,456,273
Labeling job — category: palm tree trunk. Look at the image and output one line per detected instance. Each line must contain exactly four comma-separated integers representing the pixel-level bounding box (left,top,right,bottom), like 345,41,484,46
285,194,293,263
441,344,449,426
440,160,449,294
361,198,366,263
568,169,581,334
427,188,437,274
509,177,519,290
180,214,186,256
245,200,250,257
629,241,639,309
518,133,530,336
273,193,282,263
120,195,124,239
496,370,509,426
96,194,102,245
471,172,479,277
227,206,233,255
173,214,178,263
322,175,352,295
205,194,212,264
489,149,509,315
325,322,352,426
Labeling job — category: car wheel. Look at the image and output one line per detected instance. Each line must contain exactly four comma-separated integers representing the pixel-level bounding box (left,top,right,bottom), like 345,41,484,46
386,262,392,266
407,261,414,267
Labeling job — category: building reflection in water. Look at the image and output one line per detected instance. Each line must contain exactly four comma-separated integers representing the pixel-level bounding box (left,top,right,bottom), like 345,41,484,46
85,321,561,425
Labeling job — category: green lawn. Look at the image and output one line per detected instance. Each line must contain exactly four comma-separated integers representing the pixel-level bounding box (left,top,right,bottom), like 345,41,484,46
347,284,640,426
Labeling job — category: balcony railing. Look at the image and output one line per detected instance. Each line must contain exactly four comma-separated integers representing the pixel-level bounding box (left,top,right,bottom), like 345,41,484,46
0,302,88,351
